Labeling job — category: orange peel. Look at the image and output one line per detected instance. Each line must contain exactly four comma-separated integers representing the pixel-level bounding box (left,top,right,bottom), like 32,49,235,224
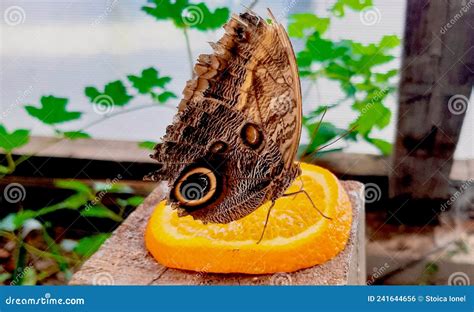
145,163,352,274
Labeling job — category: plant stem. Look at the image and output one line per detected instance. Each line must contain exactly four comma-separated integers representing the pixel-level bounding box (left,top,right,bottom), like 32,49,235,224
5,152,15,174
182,27,194,78
9,103,175,172
12,233,27,285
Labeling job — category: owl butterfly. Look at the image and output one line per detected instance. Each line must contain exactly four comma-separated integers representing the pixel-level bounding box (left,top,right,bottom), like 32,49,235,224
146,10,304,225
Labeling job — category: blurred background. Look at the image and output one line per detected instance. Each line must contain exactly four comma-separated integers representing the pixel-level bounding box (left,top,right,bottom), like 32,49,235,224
2,0,471,156
0,0,473,286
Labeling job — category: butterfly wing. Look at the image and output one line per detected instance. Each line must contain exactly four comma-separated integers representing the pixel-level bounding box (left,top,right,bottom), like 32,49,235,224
235,10,302,171
147,11,302,223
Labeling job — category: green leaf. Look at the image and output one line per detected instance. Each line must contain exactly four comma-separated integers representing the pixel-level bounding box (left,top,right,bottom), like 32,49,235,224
365,137,392,155
301,33,350,63
12,211,37,229
126,196,145,207
351,101,391,136
292,1,397,156
345,38,399,75
0,273,11,283
325,62,353,81
379,35,401,49
0,165,10,174
85,80,132,107
58,193,91,210
374,69,398,83
0,125,30,152
62,130,91,140
288,14,330,38
20,267,37,285
81,205,122,222
73,233,111,258
142,0,230,31
296,51,313,68
341,81,357,96
138,141,157,150
156,91,177,103
54,180,92,195
331,0,373,16
25,96,82,125
127,67,171,94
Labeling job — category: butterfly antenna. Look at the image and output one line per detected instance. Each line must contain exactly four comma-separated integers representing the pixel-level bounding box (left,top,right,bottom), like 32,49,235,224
302,106,328,157
256,201,276,244
241,2,257,13
266,8,277,22
315,124,358,153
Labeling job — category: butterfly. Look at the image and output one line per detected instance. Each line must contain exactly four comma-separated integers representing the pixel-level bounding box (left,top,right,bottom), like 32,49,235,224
146,10,306,227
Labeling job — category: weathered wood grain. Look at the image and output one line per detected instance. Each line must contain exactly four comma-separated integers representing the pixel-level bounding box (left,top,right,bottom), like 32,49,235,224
390,0,474,202
70,181,365,285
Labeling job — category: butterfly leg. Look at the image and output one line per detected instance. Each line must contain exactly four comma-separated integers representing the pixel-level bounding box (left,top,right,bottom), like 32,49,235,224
289,175,305,201
282,190,332,220
256,200,276,244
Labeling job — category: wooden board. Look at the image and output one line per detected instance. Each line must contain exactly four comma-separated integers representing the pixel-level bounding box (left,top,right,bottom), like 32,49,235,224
10,136,473,181
70,181,365,285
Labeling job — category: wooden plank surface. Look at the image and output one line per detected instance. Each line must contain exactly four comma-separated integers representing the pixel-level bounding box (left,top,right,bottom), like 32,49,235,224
11,136,473,181
69,181,365,285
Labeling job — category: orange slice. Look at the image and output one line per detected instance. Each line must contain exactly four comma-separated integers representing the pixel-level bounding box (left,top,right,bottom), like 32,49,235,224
145,163,352,274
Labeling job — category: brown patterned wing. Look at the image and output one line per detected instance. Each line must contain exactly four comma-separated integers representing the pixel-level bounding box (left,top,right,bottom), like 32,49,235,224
235,10,302,170
146,11,302,224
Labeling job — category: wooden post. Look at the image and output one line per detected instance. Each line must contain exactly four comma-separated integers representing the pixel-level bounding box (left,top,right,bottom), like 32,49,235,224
389,0,474,223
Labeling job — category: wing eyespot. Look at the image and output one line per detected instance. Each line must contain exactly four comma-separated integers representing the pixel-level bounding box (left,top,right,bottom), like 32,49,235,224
240,123,264,149
173,167,217,208
209,141,228,154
